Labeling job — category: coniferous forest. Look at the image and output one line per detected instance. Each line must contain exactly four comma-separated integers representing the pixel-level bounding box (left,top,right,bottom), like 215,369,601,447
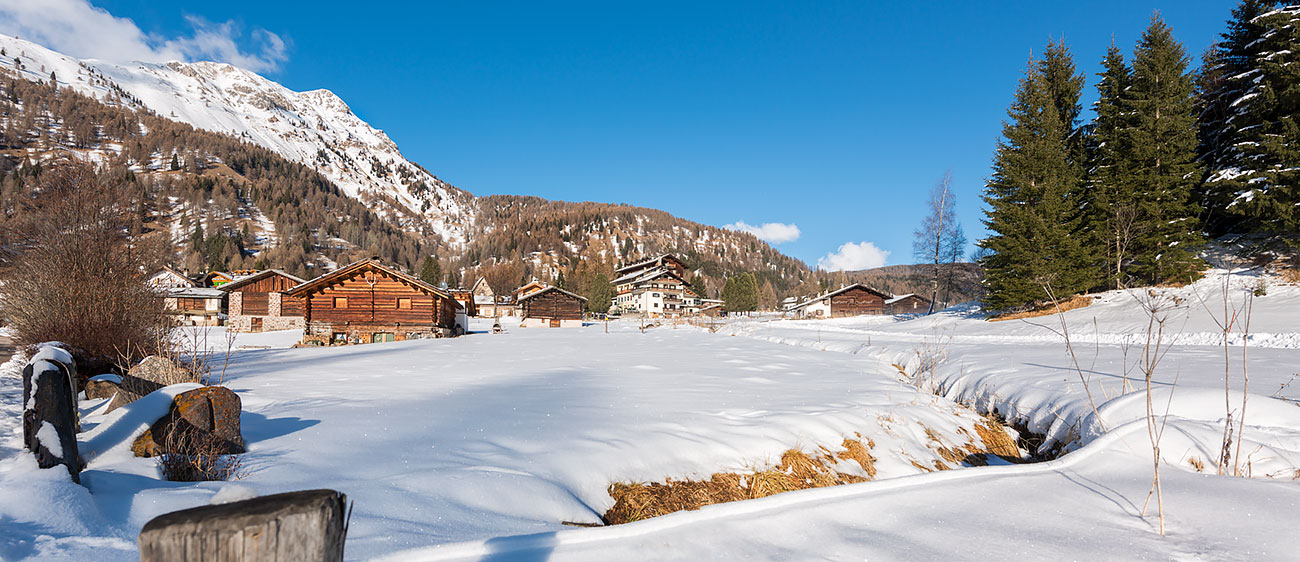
979,3,1299,311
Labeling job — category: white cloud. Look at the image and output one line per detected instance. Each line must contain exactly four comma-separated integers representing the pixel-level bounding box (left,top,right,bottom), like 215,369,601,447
0,0,288,72
817,241,890,271
723,221,801,244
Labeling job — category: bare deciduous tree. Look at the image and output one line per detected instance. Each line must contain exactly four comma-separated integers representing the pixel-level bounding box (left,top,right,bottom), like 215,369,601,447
913,171,962,313
0,159,169,368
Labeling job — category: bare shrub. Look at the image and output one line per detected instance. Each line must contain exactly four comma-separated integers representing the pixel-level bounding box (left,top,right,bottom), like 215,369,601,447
0,159,170,371
157,425,246,482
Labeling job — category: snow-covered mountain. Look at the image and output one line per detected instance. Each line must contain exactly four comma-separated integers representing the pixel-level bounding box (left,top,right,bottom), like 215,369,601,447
0,33,473,246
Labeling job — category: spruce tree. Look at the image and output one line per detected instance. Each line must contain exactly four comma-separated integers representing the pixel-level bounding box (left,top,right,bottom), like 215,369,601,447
722,272,759,312
1204,6,1299,237
1086,45,1139,288
586,272,612,314
1198,1,1281,232
1124,15,1204,284
979,47,1090,310
418,255,441,285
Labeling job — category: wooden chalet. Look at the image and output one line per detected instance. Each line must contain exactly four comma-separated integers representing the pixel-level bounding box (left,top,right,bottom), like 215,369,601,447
447,288,478,318
791,283,890,318
886,293,932,315
514,281,548,300
162,287,226,326
471,277,498,317
284,259,463,345
518,286,587,328
221,270,307,332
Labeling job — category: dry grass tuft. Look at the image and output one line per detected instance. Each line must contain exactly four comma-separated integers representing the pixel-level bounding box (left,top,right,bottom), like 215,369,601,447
1280,268,1300,285
989,295,1093,322
974,420,1022,458
605,439,875,524
1187,456,1206,472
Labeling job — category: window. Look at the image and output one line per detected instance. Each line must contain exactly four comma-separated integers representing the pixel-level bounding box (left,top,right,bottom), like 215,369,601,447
397,298,412,309
652,293,660,297
334,297,348,308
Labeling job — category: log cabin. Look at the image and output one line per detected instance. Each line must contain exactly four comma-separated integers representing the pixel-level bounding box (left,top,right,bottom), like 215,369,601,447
284,259,463,344
886,293,932,315
222,270,307,332
790,283,890,318
518,286,587,328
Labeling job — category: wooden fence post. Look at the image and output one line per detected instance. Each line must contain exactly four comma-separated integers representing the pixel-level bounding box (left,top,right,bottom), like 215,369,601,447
139,489,349,562
22,359,82,482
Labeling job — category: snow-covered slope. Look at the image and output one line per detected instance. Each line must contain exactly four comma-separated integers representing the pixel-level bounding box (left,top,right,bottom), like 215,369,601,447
0,33,473,246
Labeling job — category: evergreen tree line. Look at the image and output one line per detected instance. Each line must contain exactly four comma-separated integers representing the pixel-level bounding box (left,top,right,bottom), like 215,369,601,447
980,3,1299,310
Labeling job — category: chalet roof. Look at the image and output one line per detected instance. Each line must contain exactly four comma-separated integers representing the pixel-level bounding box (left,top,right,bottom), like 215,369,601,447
612,267,689,286
885,293,928,305
514,281,548,297
164,287,226,299
284,259,451,299
471,277,492,294
218,269,306,293
790,283,891,309
615,254,683,275
517,285,589,303
150,266,197,286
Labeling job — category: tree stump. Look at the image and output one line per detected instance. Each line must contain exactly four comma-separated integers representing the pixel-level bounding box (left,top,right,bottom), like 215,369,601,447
22,360,81,483
138,489,348,562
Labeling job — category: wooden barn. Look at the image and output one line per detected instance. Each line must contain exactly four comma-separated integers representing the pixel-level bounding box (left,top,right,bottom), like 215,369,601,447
221,270,307,332
284,259,464,345
518,286,587,328
791,283,890,318
886,293,932,315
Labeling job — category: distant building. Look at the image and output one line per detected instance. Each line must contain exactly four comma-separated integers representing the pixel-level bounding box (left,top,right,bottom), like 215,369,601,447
471,277,498,317
284,259,464,344
148,266,197,289
222,269,306,332
199,271,235,288
611,254,696,318
162,287,225,326
886,293,931,315
518,286,587,328
790,283,890,318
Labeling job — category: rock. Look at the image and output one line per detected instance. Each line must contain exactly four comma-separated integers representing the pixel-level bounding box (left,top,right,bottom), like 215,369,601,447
133,386,245,458
84,375,121,400
108,356,195,412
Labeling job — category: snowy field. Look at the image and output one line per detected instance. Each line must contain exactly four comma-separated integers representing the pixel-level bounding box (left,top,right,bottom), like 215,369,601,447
1,270,1298,561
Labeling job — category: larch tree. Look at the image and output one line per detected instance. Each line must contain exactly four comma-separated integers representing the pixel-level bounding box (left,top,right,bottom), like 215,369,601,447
1124,15,1205,284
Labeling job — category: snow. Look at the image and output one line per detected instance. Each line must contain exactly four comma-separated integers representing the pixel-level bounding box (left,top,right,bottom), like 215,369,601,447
88,374,122,385
35,421,63,459
0,269,1297,560
0,33,474,247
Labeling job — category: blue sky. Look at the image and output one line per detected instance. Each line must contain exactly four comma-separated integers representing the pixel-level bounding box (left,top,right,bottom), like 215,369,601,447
2,1,1239,269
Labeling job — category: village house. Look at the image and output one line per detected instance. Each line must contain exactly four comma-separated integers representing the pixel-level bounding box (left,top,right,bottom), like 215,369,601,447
611,254,696,318
198,271,235,288
221,269,307,332
161,287,226,326
790,283,890,318
470,277,498,317
886,293,932,315
284,259,465,345
518,285,588,328
447,288,479,318
148,266,197,289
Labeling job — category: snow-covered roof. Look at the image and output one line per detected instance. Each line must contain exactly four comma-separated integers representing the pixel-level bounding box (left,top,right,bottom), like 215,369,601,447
885,293,927,305
790,283,890,309
165,287,226,299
